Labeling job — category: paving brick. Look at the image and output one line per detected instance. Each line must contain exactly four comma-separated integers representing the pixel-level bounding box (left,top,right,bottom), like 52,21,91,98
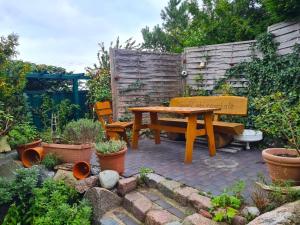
198,209,213,219
142,191,160,201
145,210,178,225
158,180,182,199
118,177,138,196
155,199,173,209
132,196,153,221
146,173,166,188
182,213,218,225
98,217,120,225
188,193,212,211
167,206,185,219
123,192,145,212
174,187,198,206
113,211,141,225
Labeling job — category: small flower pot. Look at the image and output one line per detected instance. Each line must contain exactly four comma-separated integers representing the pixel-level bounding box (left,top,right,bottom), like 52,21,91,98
73,161,90,180
42,143,93,163
22,147,44,168
262,148,300,185
96,148,127,174
16,139,42,160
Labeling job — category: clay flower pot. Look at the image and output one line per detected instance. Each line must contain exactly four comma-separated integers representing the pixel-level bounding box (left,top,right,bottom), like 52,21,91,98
262,148,300,185
42,143,93,163
96,147,127,174
22,147,44,168
73,161,90,180
16,139,42,160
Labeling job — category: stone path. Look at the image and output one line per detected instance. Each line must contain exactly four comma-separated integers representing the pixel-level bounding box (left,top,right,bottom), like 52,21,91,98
122,138,268,197
99,173,219,225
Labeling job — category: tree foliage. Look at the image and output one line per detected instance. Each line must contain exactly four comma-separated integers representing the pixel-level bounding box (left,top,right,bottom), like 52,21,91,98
141,0,297,53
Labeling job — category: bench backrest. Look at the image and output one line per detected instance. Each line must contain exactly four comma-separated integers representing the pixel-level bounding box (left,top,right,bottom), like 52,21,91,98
94,101,113,127
169,96,248,116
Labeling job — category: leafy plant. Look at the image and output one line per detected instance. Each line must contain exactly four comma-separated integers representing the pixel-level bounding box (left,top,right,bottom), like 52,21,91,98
41,153,61,170
139,167,154,182
8,123,38,148
95,139,127,154
224,180,246,201
253,93,300,154
62,119,104,144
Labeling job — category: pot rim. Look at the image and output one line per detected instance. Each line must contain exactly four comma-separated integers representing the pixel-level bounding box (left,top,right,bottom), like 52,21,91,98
42,142,93,150
96,147,127,157
18,138,42,148
262,148,300,164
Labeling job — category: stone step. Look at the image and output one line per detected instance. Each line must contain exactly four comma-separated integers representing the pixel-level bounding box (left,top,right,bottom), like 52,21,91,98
100,207,142,225
123,187,195,224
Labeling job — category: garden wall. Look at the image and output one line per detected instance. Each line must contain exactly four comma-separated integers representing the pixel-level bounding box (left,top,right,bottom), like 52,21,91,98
110,49,181,119
110,21,300,119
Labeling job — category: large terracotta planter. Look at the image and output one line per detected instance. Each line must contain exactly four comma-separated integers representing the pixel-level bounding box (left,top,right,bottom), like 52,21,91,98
42,142,93,163
262,148,300,185
16,139,42,160
96,148,127,174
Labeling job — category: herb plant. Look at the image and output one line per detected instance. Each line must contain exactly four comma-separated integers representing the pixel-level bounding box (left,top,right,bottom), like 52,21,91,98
139,167,154,182
95,140,127,154
41,153,61,170
62,119,104,144
8,123,38,148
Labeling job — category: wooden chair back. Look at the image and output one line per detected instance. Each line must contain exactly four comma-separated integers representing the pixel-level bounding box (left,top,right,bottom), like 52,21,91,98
170,96,248,120
94,101,113,127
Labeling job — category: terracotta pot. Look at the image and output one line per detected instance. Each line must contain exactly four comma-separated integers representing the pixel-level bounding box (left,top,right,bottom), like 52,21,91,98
42,142,93,163
22,147,44,168
96,147,127,174
262,148,300,185
73,161,90,180
16,139,42,160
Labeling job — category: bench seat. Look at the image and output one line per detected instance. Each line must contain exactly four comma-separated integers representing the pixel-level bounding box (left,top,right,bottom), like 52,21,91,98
158,117,244,135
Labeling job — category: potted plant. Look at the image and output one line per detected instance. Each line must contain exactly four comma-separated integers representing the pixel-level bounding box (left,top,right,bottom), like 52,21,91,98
254,93,300,185
42,118,104,163
95,139,127,174
7,123,41,159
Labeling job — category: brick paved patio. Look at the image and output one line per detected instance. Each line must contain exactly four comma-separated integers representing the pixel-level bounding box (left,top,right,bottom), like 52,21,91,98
122,138,268,199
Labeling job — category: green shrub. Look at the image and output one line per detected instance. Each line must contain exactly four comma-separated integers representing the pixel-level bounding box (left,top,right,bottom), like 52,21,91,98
139,167,154,182
95,139,127,154
8,123,38,148
253,93,300,154
41,153,61,170
63,118,104,144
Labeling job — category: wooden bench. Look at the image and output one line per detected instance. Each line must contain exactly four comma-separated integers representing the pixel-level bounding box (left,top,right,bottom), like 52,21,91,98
158,96,248,148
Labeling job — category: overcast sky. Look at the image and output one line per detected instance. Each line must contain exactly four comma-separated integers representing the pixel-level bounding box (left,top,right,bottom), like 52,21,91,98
0,0,167,73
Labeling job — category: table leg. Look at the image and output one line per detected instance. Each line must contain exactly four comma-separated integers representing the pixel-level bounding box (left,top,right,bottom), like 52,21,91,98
132,112,142,149
185,114,197,164
150,112,161,144
204,112,216,156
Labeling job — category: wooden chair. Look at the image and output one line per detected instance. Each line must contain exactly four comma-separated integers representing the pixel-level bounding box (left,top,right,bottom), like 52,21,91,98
94,101,133,145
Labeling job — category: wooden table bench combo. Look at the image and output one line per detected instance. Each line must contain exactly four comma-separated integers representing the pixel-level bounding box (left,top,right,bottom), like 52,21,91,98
129,106,219,164
129,96,248,163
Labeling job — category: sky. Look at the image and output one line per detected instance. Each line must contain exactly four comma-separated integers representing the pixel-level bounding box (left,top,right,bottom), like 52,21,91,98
0,0,167,73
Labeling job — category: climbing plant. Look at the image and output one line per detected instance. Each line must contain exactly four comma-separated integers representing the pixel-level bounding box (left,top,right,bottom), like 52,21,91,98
215,32,300,129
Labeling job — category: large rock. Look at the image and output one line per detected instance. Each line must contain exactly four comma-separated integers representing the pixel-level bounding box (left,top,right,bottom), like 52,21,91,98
84,187,122,223
247,200,300,225
0,158,22,180
53,169,77,187
241,206,260,218
183,213,218,225
99,170,119,189
75,175,99,193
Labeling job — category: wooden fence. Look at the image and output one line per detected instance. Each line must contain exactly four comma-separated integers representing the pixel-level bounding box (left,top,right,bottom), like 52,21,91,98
110,21,300,119
110,49,181,119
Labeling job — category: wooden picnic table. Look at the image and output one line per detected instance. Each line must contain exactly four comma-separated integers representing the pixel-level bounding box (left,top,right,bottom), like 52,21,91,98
129,106,219,163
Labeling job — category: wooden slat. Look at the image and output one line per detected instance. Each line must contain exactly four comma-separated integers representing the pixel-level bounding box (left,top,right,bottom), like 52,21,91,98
129,106,218,114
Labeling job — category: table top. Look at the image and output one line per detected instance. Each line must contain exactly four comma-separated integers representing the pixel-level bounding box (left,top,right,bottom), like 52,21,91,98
129,106,219,114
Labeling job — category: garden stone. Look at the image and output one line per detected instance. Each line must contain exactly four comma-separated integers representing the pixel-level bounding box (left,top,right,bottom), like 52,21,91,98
53,169,77,187
98,217,120,225
37,165,55,182
0,158,22,180
99,170,119,189
232,215,247,225
145,173,166,188
117,176,137,196
247,200,300,225
183,213,218,225
174,187,198,206
84,187,122,223
75,175,99,193
198,209,213,219
91,165,101,175
188,193,212,210
145,210,177,225
241,206,260,217
157,179,181,198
